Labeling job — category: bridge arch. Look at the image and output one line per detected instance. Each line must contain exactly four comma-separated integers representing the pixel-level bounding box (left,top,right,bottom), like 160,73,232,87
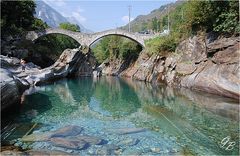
26,28,157,49
26,28,82,45
88,31,145,47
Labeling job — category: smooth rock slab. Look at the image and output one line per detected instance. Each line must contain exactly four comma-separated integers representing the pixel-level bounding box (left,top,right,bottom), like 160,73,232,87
21,125,83,142
117,138,140,147
49,137,88,150
50,125,83,138
74,135,106,145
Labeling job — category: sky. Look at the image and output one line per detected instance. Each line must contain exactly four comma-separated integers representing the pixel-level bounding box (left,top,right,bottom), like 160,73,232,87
42,0,176,32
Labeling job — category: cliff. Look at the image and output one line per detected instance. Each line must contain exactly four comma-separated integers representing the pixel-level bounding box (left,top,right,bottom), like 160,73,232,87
100,34,240,100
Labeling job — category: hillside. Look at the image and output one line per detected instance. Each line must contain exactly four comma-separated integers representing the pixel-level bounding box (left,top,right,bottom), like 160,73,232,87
121,1,183,32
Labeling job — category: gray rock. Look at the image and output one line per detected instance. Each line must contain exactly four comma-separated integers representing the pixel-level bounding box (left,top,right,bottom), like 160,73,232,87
0,68,29,111
176,62,196,75
49,137,88,150
74,135,106,145
118,138,140,147
50,125,83,138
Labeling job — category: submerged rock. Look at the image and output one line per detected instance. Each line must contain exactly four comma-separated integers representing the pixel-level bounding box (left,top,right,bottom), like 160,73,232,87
49,137,88,150
21,125,84,142
74,135,106,145
117,138,140,147
50,125,83,138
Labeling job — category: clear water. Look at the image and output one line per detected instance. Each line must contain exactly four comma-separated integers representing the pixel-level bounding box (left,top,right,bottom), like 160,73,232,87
2,77,239,155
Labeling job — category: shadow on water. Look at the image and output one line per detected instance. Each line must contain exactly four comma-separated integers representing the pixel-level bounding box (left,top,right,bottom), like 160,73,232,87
1,93,52,144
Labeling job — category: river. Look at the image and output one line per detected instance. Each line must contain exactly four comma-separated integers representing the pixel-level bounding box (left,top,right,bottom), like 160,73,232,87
1,77,239,155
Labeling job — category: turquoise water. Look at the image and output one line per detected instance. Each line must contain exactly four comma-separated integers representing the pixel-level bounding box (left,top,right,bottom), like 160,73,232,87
2,77,239,155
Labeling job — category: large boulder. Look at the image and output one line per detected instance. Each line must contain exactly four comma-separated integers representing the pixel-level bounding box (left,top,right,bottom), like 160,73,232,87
24,48,93,85
0,68,29,111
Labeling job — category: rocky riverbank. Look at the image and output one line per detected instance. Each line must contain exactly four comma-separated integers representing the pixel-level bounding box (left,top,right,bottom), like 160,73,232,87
99,35,240,100
1,34,239,111
0,48,94,111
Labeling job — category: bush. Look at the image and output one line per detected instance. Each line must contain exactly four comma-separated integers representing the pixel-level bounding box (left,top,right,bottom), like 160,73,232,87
145,33,179,55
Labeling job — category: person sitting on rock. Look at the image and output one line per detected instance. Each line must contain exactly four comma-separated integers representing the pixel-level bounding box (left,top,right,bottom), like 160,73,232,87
20,58,26,71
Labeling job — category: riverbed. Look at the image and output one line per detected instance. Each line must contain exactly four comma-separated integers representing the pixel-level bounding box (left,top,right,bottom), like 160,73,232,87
1,77,239,155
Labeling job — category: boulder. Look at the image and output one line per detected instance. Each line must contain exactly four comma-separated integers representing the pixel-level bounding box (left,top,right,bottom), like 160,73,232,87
74,135,105,145
211,42,240,64
207,36,239,53
50,125,83,138
49,137,88,150
21,125,84,142
24,48,93,85
0,68,29,111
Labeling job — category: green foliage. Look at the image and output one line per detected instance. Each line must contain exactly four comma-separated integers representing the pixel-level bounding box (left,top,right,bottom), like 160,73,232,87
34,34,80,61
145,0,239,55
1,0,49,35
59,22,81,32
186,0,239,34
1,0,36,34
92,36,142,64
31,18,49,30
145,33,179,55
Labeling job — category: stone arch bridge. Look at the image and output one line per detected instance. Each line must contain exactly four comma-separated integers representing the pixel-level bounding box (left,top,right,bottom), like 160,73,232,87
26,28,157,48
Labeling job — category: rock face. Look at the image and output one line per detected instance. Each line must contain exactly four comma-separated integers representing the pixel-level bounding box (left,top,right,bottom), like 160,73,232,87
176,36,240,99
101,35,239,99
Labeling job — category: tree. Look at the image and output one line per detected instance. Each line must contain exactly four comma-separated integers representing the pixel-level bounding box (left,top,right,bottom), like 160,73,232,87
92,36,142,64
1,0,36,34
59,22,81,32
31,18,49,30
151,17,158,32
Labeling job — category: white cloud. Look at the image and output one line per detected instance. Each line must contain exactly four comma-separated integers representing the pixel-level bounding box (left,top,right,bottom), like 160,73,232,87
72,12,86,23
121,15,134,23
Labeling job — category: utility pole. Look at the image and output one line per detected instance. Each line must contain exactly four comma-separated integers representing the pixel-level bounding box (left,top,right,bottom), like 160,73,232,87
167,5,170,32
128,5,132,32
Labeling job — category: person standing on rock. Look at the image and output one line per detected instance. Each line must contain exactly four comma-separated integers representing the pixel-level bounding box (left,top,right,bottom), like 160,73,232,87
20,58,26,71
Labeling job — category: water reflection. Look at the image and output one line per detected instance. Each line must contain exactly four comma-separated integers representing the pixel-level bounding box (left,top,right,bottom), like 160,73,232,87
2,77,239,155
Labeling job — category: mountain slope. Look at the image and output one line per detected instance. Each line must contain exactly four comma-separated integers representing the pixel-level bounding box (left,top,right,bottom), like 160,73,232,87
35,1,92,33
121,1,183,32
